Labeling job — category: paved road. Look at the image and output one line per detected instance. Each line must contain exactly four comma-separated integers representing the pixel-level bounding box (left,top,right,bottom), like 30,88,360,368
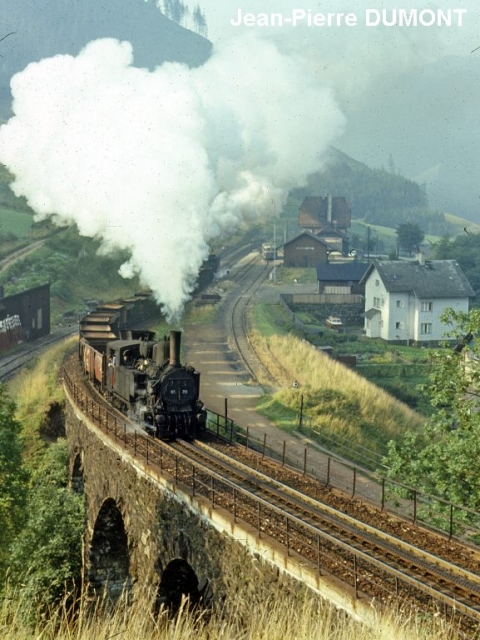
184,252,268,431
183,254,366,482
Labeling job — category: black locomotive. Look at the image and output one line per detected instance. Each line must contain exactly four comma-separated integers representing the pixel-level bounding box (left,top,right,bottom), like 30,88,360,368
79,313,207,440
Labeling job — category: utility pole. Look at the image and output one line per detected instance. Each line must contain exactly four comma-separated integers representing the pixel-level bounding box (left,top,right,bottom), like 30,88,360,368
273,219,277,284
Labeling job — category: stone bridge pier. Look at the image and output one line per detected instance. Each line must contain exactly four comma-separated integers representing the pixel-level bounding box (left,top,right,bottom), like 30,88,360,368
64,391,315,619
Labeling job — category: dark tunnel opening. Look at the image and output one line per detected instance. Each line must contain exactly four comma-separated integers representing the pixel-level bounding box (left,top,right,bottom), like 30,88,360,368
88,498,131,603
156,558,212,616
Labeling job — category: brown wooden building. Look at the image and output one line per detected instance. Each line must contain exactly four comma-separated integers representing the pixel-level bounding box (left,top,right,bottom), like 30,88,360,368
283,232,328,268
316,225,349,255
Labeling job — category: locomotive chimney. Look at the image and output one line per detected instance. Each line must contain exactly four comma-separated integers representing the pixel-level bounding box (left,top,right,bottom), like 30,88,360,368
169,330,181,367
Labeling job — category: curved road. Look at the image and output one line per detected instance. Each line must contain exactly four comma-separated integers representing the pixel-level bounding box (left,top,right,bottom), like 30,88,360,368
182,247,346,478
184,251,269,428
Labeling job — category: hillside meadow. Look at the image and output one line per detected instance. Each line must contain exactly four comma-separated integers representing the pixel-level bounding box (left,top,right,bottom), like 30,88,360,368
252,332,425,461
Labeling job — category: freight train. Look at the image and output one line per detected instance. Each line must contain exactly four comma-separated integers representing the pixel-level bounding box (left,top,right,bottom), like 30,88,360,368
78,299,207,440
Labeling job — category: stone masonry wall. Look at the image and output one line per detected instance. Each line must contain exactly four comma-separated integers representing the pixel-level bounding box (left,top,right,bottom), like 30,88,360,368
65,401,312,621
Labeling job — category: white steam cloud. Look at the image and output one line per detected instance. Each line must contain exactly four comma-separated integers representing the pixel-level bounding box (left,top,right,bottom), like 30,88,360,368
0,34,345,319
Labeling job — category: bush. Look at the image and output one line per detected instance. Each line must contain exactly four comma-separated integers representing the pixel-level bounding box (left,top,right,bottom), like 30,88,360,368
8,440,84,616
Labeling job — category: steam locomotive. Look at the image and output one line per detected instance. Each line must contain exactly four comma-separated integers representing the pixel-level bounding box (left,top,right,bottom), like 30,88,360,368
79,313,207,440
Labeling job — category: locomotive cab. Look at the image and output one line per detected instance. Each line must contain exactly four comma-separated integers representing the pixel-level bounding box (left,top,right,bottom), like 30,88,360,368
106,340,153,404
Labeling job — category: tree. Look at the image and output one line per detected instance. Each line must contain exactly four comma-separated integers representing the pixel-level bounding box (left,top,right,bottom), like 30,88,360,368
432,232,480,305
192,4,208,36
387,153,396,175
386,308,480,510
0,386,28,579
9,440,84,612
163,0,188,25
396,222,424,256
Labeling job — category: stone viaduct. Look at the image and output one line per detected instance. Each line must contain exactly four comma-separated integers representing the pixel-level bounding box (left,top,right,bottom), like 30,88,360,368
63,373,368,622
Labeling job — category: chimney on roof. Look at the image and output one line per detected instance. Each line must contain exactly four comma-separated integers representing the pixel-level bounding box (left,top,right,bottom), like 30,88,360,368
327,194,332,223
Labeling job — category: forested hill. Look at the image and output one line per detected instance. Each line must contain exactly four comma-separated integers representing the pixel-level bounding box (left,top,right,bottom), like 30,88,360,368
0,0,211,116
303,148,450,235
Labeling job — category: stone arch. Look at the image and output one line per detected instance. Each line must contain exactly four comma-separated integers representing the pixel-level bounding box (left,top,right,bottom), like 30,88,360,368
88,498,131,602
156,558,210,615
70,452,84,494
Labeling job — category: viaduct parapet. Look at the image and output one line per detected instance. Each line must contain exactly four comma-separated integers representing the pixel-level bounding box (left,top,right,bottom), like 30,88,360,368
64,375,368,621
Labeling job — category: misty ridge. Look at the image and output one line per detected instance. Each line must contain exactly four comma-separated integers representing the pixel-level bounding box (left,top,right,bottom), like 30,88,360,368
0,0,477,223
341,53,480,222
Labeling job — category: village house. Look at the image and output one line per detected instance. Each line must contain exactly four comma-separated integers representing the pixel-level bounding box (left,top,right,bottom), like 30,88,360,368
361,259,475,343
298,195,351,234
316,263,368,295
283,231,329,268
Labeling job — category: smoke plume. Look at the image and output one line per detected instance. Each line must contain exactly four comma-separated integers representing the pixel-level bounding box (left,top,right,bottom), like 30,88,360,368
0,34,345,318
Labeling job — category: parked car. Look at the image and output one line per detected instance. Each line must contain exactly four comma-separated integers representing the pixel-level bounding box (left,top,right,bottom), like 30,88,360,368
325,315,343,332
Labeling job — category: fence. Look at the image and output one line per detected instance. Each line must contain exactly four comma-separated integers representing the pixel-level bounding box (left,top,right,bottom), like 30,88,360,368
281,293,364,305
64,367,480,547
63,368,480,626
206,409,480,545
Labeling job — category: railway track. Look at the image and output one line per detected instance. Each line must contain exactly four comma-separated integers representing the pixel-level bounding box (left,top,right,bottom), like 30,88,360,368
169,440,480,630
227,254,291,389
64,362,480,635
230,257,276,385
0,325,77,381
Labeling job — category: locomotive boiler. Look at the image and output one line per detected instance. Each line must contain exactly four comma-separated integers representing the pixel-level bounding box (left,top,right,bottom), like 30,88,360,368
80,328,207,440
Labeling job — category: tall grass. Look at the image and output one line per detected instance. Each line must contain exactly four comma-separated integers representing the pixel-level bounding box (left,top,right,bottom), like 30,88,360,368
0,586,462,640
7,336,77,468
254,333,425,453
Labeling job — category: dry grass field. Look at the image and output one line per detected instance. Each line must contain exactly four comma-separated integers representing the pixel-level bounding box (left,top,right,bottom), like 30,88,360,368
0,587,463,640
252,332,425,454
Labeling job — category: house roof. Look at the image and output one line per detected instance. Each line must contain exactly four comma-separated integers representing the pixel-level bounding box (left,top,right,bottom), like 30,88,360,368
316,262,369,282
316,225,347,238
283,230,329,248
361,260,475,298
298,196,351,229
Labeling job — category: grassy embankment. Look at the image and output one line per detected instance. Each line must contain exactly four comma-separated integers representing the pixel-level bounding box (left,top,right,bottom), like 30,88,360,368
280,300,433,416
250,302,425,465
7,336,78,468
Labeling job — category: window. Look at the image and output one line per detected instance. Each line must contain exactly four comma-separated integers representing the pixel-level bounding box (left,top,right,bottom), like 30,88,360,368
375,279,380,286
421,301,433,312
373,296,381,308
395,322,404,330
421,323,432,335
396,300,404,308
